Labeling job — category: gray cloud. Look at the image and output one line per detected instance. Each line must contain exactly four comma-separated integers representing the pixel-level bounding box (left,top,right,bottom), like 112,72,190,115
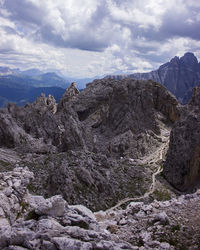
161,11,200,41
2,0,43,26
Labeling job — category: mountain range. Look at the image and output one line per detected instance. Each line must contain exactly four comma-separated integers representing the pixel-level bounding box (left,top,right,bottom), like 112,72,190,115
0,67,102,107
0,52,200,108
107,52,200,103
0,73,68,107
1,78,200,248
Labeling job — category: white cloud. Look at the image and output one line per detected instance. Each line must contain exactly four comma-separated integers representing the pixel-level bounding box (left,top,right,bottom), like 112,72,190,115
107,0,162,29
0,0,199,77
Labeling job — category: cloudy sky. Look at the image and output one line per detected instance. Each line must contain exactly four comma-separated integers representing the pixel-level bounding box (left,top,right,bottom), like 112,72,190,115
0,0,200,78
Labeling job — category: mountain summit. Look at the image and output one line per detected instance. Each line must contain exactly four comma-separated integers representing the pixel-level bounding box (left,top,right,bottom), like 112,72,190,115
107,52,200,103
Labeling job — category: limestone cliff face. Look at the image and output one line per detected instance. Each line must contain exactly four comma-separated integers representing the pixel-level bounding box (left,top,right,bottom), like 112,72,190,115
0,79,179,158
0,79,180,209
0,86,85,153
107,52,200,103
163,87,200,191
72,79,179,158
32,93,57,114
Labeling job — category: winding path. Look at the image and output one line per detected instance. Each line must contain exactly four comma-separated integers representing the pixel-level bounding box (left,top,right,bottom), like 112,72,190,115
105,165,163,212
105,133,169,213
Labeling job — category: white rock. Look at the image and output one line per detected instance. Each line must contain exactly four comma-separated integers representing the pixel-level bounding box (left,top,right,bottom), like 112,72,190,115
3,187,13,196
52,237,93,250
126,202,143,214
7,179,13,187
160,242,172,249
135,210,146,218
69,204,96,221
140,231,152,243
37,218,64,232
153,212,169,225
119,218,127,225
142,204,153,214
30,195,67,217
152,202,160,209
0,218,11,248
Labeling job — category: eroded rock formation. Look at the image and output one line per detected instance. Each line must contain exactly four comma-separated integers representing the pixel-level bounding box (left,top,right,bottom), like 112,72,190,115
0,167,132,249
163,87,200,191
1,77,200,248
1,167,200,249
72,79,179,159
0,79,179,157
0,79,180,210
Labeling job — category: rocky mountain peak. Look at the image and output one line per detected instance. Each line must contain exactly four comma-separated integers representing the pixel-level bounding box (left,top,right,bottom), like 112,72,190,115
63,82,80,100
106,52,200,103
0,78,180,210
58,82,80,110
180,52,199,69
169,56,179,65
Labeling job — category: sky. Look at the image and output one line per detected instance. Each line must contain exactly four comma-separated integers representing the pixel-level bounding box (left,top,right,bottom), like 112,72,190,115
0,0,200,78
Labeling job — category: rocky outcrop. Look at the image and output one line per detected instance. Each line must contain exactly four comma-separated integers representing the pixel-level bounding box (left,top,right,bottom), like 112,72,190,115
0,79,179,158
0,79,180,210
107,52,200,103
32,93,57,114
40,151,151,211
96,192,200,249
1,77,200,248
1,167,200,249
0,83,85,153
0,167,133,249
163,87,200,191
57,82,80,110
72,79,179,158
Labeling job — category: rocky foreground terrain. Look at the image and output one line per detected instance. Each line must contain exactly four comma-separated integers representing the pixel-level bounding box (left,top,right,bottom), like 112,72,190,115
1,166,200,249
0,78,200,249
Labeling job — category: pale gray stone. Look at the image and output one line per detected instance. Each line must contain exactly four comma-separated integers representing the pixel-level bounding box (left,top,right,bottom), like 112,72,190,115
52,237,93,250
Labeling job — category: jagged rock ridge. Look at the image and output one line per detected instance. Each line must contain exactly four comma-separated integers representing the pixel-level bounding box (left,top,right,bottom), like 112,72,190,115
163,87,200,191
0,79,179,157
107,52,200,103
0,79,179,210
1,77,200,248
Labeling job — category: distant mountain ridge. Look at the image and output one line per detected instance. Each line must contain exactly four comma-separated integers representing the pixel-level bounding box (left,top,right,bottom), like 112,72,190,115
0,72,68,107
0,65,104,107
0,66,20,76
0,84,65,108
0,66,101,88
0,70,70,88
107,52,200,103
